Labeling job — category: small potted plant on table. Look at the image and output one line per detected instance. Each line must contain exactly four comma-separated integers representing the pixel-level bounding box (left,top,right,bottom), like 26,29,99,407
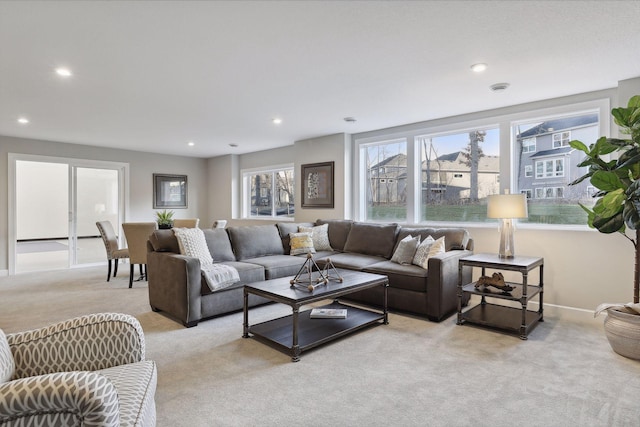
156,209,174,229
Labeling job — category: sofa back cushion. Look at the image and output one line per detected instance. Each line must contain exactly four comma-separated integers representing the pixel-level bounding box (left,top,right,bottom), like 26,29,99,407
148,229,181,253
228,225,284,260
343,222,399,258
397,227,470,251
0,329,15,383
203,229,236,262
277,222,314,254
315,219,353,252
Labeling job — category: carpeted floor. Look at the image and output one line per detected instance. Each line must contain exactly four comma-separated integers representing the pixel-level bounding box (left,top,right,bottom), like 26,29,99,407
1,266,640,426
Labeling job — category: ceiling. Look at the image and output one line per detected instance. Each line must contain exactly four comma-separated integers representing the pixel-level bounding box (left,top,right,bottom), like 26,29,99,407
1,1,639,158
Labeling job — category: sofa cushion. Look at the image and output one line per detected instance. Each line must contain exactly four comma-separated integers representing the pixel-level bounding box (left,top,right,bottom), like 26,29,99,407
315,219,353,252
228,225,284,260
0,329,14,383
173,228,214,266
242,255,308,280
201,261,265,295
390,234,420,265
203,229,236,262
289,232,316,256
299,223,332,251
315,252,387,270
277,222,314,253
343,222,399,258
363,260,429,292
148,229,180,253
398,227,469,251
412,236,446,269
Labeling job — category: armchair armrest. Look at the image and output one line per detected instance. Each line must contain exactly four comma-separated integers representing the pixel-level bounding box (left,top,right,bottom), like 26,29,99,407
0,371,120,427
7,313,145,379
426,249,473,321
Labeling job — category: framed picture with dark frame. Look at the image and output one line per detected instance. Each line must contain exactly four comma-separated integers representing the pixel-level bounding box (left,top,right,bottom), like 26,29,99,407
153,174,188,209
301,161,334,208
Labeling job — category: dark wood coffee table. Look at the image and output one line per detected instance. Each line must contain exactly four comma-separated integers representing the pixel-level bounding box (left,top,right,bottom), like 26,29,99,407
243,269,389,362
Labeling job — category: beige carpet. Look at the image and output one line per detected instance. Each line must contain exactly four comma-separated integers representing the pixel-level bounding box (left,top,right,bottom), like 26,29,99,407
2,266,640,426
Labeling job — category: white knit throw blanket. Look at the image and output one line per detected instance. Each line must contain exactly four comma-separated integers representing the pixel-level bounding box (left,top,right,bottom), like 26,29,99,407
201,263,240,292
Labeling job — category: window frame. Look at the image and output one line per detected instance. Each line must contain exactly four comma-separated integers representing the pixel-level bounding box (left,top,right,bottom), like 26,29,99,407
241,163,294,220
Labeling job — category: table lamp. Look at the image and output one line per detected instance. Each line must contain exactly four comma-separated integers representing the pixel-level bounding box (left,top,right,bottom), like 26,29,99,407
487,191,528,258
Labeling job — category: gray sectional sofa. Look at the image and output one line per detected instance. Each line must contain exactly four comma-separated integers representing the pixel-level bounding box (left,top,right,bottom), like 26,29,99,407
146,220,473,327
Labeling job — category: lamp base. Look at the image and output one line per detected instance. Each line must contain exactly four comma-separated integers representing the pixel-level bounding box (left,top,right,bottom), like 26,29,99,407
498,218,516,259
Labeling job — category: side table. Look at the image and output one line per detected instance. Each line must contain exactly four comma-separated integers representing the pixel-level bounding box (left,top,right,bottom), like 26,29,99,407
457,253,544,340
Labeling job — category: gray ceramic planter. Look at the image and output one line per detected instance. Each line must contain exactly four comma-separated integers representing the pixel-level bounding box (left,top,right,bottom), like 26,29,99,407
604,308,640,360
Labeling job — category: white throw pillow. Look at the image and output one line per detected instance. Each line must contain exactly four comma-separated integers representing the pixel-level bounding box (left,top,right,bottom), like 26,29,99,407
173,227,213,266
412,235,446,269
391,234,421,265
299,223,333,251
289,232,316,256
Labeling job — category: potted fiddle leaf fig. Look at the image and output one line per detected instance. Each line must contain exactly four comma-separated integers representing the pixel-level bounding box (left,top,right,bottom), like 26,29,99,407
155,209,175,229
569,95,640,359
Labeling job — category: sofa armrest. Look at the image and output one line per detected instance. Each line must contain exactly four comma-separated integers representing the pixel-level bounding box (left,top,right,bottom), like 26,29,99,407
7,313,145,379
0,371,120,426
147,251,203,327
426,249,473,321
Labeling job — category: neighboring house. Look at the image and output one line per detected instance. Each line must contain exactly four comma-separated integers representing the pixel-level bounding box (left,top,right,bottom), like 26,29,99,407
516,114,598,201
422,152,500,202
368,153,407,205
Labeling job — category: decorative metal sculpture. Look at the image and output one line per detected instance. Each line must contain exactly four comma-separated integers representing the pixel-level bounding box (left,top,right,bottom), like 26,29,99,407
290,254,343,292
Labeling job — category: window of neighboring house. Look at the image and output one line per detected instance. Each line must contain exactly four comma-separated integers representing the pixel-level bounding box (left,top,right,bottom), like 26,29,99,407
525,165,533,177
535,188,545,199
362,139,407,222
535,158,564,178
522,137,536,153
522,189,532,199
553,131,571,148
242,165,294,219
417,128,499,222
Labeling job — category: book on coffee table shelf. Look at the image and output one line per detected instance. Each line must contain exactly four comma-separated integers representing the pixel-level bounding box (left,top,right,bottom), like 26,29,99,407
309,308,347,319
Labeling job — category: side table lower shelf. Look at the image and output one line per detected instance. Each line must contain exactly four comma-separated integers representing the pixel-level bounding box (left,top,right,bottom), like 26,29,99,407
459,303,542,339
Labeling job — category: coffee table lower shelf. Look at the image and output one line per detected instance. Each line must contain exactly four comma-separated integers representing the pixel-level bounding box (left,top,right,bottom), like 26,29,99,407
248,303,385,360
459,303,542,339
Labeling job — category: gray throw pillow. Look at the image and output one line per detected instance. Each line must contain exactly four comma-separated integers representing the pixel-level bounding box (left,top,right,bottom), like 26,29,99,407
390,234,420,265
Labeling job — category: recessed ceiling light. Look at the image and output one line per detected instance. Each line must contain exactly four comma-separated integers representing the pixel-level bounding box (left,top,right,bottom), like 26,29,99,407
470,63,488,73
272,118,282,125
55,67,72,77
17,117,29,124
490,82,510,92
187,141,195,147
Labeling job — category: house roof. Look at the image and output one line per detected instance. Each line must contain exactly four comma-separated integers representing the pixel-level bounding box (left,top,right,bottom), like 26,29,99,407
518,114,598,138
529,146,574,158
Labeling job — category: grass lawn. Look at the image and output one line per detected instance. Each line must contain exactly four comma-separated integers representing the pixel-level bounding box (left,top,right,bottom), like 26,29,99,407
367,203,589,225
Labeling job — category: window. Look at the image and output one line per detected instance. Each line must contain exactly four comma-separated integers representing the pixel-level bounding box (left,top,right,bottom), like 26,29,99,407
418,128,499,222
522,137,536,153
242,166,294,219
521,189,532,199
553,131,571,148
362,139,407,221
535,159,564,178
524,165,533,177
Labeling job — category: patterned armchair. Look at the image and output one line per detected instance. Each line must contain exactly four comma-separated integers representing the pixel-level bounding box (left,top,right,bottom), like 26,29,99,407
0,313,157,427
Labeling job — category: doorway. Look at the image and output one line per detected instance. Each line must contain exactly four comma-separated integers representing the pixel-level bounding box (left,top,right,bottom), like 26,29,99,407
9,154,128,274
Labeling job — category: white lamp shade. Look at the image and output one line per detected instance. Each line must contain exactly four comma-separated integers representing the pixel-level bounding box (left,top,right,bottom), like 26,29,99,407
487,193,528,219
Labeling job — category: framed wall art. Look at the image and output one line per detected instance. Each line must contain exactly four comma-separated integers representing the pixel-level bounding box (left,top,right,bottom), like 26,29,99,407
153,173,188,209
301,161,334,208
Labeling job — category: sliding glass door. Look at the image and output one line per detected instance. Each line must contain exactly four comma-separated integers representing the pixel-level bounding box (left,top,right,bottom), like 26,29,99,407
10,155,128,274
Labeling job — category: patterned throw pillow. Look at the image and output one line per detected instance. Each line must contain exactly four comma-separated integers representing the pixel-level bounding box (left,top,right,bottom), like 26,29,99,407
289,232,316,256
412,235,446,269
299,223,333,251
173,227,214,266
0,329,15,382
391,234,421,265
